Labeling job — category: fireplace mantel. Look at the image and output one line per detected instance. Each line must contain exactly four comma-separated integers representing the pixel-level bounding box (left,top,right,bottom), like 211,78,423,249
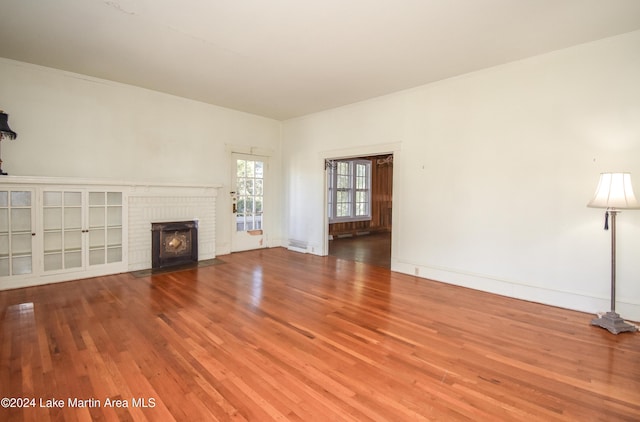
0,175,221,190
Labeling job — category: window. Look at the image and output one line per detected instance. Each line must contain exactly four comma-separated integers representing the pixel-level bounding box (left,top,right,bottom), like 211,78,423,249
327,159,371,223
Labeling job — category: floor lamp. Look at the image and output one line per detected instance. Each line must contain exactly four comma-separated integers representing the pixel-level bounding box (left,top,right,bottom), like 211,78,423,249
587,173,639,334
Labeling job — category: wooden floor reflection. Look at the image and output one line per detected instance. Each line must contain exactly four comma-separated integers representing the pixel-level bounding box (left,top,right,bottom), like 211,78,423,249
1,247,639,421
329,231,391,268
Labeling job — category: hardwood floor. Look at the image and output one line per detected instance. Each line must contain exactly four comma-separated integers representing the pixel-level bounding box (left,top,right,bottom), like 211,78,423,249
1,247,639,421
329,232,391,268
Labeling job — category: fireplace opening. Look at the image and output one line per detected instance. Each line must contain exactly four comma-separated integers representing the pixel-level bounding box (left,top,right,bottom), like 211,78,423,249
151,220,198,269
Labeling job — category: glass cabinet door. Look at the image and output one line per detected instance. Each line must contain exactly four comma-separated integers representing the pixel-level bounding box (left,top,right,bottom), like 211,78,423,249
43,189,123,273
0,190,34,277
43,190,83,271
88,191,123,266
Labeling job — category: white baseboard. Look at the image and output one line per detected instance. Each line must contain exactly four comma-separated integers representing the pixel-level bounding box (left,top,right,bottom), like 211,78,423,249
392,259,640,323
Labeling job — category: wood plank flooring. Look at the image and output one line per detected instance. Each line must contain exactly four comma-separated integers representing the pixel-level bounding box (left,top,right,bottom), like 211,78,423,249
1,247,639,421
329,232,391,268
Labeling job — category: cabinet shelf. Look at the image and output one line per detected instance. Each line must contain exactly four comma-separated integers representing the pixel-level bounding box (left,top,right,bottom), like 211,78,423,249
7,252,32,258
1,230,32,236
89,245,122,251
44,247,82,255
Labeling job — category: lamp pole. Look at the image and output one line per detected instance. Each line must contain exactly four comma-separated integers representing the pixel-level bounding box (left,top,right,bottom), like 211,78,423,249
609,209,617,313
590,208,637,334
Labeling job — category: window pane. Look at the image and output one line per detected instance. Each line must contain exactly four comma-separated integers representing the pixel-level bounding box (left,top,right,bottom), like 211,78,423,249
44,208,62,230
64,208,82,230
89,192,105,206
0,209,7,232
337,175,349,189
337,203,350,217
12,256,32,275
44,191,62,207
89,207,105,228
107,247,122,264
64,192,82,206
245,197,254,213
238,179,246,195
337,191,349,202
107,192,122,206
236,214,245,231
246,160,255,177
44,253,62,271
237,160,246,177
44,232,61,253
11,191,31,207
245,179,254,195
11,209,31,232
12,233,32,255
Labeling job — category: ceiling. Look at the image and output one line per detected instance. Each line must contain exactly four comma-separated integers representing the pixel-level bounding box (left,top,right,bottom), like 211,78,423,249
1,1,640,120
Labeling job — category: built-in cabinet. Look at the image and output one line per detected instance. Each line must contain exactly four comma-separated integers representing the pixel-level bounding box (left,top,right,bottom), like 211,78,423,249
0,178,127,290
42,189,123,273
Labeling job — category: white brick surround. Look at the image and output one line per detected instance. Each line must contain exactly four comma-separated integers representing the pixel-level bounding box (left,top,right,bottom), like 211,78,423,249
128,184,219,272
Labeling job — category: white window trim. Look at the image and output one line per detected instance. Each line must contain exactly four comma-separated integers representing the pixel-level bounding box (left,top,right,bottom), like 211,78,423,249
327,159,372,224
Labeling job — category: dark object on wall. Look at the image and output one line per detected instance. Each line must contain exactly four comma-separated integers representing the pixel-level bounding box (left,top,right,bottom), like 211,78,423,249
0,111,17,175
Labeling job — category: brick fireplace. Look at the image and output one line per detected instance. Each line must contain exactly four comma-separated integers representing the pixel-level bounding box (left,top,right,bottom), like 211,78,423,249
127,184,218,272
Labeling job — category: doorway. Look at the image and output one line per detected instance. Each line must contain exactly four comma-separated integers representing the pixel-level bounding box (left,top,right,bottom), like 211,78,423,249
231,153,267,252
326,154,393,268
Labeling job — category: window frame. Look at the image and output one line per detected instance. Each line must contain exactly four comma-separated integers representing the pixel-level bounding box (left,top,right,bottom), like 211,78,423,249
327,159,372,223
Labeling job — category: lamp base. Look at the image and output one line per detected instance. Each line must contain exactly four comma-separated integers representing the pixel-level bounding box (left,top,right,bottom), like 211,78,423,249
591,311,638,334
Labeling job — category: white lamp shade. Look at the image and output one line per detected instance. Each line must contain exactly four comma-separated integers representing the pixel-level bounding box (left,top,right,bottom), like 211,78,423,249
587,173,640,209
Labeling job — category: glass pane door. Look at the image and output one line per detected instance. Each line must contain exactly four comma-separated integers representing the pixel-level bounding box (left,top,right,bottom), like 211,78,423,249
231,153,267,252
88,191,123,266
236,158,264,232
0,190,33,277
43,190,83,271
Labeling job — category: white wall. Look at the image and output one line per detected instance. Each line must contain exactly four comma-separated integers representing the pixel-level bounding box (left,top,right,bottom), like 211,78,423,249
0,58,283,255
2,30,639,321
282,31,640,321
